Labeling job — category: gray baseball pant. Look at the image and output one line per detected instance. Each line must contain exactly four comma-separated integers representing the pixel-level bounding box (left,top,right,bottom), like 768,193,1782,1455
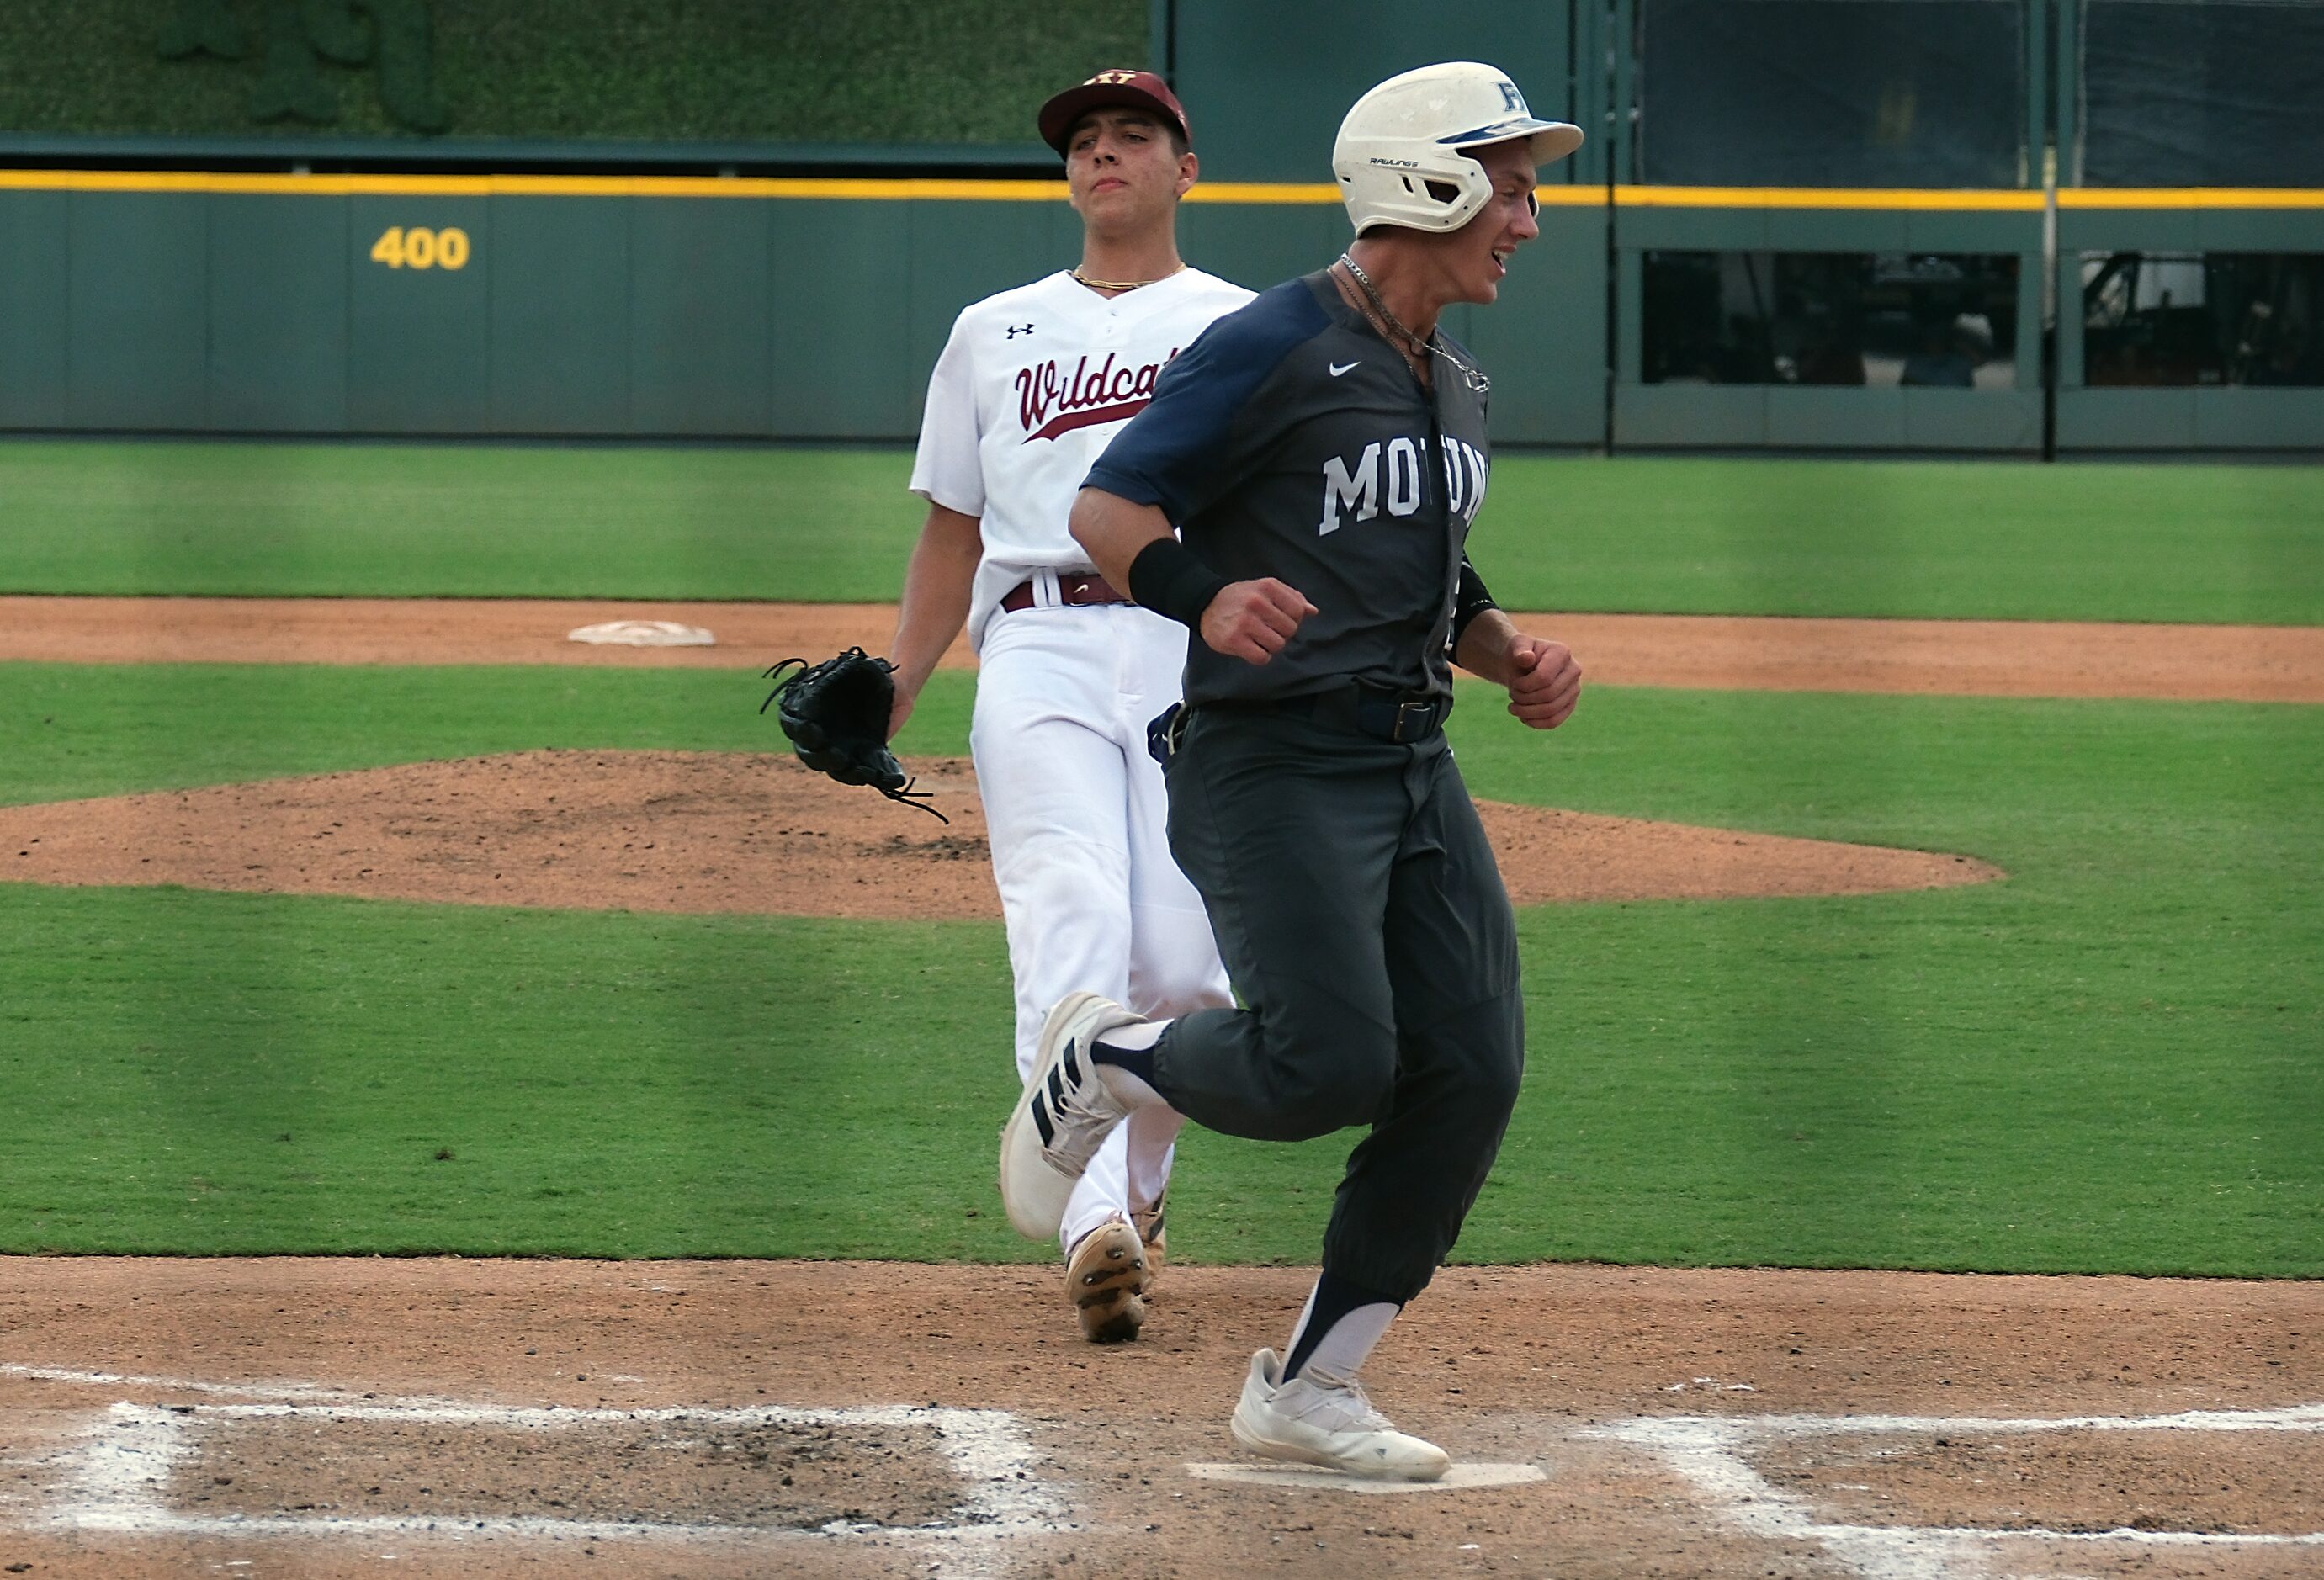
1148,702,1526,1304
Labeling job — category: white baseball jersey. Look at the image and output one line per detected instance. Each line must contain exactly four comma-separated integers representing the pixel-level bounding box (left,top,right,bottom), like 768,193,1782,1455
910,267,1255,647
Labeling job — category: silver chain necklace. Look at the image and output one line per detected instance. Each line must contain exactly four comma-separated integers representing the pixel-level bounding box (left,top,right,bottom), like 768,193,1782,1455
1334,253,1489,395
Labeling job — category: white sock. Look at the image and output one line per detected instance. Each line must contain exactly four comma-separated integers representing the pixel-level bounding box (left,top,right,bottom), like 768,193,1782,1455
1098,1018,1169,1052
1096,1063,1165,1109
1284,1290,1399,1386
1091,1018,1170,1108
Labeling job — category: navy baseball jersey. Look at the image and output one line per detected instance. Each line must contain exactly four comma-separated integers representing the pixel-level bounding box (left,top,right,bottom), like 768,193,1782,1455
1085,271,1494,707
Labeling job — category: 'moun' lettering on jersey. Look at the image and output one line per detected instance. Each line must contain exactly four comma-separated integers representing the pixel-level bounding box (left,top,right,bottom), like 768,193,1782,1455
1318,437,1490,534
1016,350,1181,443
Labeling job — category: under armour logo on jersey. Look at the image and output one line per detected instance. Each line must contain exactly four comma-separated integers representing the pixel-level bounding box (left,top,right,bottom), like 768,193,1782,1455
1006,323,1036,338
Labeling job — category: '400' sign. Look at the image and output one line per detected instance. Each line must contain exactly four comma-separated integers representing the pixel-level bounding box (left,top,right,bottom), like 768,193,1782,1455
158,0,448,135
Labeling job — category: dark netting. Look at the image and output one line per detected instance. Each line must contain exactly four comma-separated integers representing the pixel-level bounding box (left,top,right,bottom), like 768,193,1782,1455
2082,1,2324,187
1639,0,2027,186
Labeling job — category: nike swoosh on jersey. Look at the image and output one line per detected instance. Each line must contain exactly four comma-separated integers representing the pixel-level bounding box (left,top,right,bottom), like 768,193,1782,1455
1329,361,1361,377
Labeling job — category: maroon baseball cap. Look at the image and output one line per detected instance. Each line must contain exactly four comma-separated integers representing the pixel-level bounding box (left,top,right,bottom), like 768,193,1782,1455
1037,69,1191,156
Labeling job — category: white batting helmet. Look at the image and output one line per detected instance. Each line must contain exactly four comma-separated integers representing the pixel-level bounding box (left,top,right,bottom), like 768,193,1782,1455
1332,61,1584,235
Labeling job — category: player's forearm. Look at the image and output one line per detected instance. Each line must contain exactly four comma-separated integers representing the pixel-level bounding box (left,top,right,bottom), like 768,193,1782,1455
888,504,983,698
1069,487,1176,589
1453,607,1523,685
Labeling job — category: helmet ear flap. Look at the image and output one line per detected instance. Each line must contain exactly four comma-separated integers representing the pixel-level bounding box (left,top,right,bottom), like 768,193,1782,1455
1336,146,1495,236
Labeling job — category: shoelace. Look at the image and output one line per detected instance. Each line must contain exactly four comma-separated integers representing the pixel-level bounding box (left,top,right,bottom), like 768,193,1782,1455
1287,1373,1393,1433
1044,1042,1123,1170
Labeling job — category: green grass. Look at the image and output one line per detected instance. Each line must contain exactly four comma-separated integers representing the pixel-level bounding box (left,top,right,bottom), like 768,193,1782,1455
4,441,2320,623
0,2,1143,143
3,661,2316,1275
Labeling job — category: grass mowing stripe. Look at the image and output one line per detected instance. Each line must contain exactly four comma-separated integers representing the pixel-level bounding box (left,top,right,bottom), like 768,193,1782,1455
1,888,1016,1259
3,662,2315,1272
3,441,2320,623
1467,454,2324,624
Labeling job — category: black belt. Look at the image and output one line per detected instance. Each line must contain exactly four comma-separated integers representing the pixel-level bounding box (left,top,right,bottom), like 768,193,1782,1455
1210,682,1451,745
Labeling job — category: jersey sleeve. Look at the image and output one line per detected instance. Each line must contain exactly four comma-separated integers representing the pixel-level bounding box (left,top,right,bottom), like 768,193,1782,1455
1083,283,1328,526
909,312,984,517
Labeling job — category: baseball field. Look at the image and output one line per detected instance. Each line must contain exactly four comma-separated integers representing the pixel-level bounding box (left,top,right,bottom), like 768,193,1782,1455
0,439,2319,1577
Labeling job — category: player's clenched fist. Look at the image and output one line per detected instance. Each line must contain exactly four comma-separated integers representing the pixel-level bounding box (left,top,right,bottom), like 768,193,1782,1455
1201,578,1317,665
1504,634,1581,729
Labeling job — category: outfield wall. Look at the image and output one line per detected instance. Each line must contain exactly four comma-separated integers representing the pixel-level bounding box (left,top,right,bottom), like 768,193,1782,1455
0,172,1610,448
3,172,2318,452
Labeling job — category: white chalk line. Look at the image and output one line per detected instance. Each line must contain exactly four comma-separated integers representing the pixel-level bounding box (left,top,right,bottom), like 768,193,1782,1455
1587,1403,2324,1580
2,1362,393,1405
4,1360,1069,1580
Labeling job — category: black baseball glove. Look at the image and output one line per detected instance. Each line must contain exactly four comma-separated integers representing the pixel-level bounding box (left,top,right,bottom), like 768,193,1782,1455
760,647,947,823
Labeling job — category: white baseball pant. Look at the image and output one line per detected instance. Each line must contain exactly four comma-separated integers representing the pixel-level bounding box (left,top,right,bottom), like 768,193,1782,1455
970,597,1232,1255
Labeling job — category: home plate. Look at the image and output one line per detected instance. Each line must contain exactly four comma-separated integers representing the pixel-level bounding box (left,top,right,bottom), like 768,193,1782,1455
1185,1461,1546,1493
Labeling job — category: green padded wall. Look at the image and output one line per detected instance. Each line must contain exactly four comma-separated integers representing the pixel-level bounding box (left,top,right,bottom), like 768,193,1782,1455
68,193,208,428
347,193,490,432
489,197,632,434
0,191,68,428
629,199,772,437
209,193,349,432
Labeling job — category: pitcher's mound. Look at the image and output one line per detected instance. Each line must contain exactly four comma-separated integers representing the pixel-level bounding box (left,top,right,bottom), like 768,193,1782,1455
0,750,1999,918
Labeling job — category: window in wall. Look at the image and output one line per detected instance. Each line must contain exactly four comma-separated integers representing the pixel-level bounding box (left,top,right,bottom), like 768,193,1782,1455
1643,252,2021,388
2082,252,2324,387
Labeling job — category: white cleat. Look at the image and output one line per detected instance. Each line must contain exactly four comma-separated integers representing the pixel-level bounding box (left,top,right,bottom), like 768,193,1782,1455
1229,1348,1451,1482
998,992,1145,1241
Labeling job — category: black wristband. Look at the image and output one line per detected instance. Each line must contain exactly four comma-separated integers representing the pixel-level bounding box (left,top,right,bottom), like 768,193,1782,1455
1449,557,1500,655
1128,537,1231,630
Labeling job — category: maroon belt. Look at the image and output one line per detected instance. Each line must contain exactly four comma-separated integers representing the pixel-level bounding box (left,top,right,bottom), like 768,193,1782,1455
1000,573,1131,612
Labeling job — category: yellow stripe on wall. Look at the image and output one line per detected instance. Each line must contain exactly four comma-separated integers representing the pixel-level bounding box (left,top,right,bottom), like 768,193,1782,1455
0,168,1071,199
1,168,2319,211
1614,185,2045,211
0,170,1617,205
2058,188,2324,209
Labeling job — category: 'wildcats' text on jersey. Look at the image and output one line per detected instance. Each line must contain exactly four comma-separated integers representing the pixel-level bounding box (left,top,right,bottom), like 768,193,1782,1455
1318,435,1490,534
1017,350,1181,443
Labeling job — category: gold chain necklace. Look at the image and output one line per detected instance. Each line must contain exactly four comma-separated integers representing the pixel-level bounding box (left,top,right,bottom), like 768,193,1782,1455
1071,262,1187,292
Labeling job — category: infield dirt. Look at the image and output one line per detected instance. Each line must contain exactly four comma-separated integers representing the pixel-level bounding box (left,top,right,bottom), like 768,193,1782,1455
0,1258,2317,1578
3,595,2320,702
0,750,2000,919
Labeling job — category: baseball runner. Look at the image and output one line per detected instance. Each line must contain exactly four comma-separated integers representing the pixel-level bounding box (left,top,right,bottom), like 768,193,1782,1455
996,62,1585,1475
889,71,1249,1342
